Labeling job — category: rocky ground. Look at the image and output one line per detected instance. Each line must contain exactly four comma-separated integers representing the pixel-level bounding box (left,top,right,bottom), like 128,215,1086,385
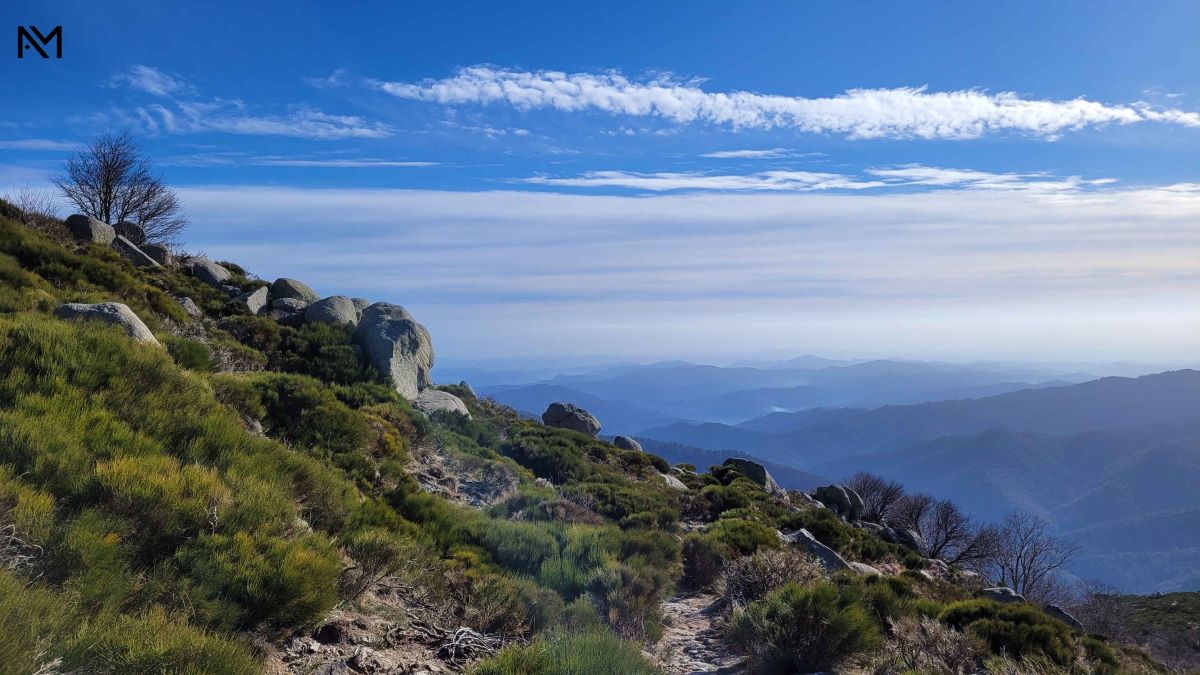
649,593,744,675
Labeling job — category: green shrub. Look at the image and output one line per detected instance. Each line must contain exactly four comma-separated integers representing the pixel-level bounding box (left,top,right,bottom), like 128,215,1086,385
162,335,214,372
939,599,1076,666
470,630,659,675
682,532,732,589
704,517,779,555
727,581,882,674
175,531,342,633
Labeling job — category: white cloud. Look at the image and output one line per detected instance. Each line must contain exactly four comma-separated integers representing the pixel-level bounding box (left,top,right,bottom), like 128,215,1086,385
521,166,1114,193
306,67,350,89
375,67,1200,140
0,139,78,151
524,170,886,191
701,148,796,158
168,182,1200,362
120,101,395,140
255,158,437,168
110,65,190,96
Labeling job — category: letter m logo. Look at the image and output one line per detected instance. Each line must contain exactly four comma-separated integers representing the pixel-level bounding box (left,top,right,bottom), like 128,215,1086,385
18,25,61,59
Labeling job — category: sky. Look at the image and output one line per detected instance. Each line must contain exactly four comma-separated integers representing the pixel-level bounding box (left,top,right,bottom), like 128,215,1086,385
2,1,1199,367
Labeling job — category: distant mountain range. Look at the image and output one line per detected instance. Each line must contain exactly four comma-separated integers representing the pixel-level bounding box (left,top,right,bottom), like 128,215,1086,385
469,359,1200,593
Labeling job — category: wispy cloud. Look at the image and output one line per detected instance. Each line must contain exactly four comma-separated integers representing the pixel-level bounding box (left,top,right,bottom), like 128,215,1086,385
524,170,885,191
305,67,351,89
110,65,191,96
0,139,78,151
700,148,807,159
521,165,1115,193
119,100,395,140
376,67,1200,140
255,158,437,167
160,151,435,168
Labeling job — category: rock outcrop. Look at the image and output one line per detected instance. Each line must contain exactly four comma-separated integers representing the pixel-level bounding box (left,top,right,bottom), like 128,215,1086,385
141,243,172,266
813,484,866,521
413,389,471,418
190,259,232,288
724,458,786,497
270,277,320,303
305,295,358,326
612,435,642,452
175,296,202,318
660,473,688,491
895,528,925,553
781,528,849,571
1043,604,1085,631
457,380,477,399
112,235,162,268
981,587,1025,604
230,286,269,315
65,214,116,244
54,302,158,344
354,302,434,400
541,402,601,436
113,221,145,245
271,297,309,312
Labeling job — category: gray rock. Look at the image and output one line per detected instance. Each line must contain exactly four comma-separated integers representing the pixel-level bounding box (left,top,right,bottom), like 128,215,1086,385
141,243,173,266
981,587,1026,604
65,214,116,244
354,302,434,400
896,528,925,553
270,277,320,303
190,259,231,288
813,484,866,520
542,402,601,436
414,389,471,418
259,307,296,322
219,284,242,298
175,296,202,318
660,473,688,491
111,235,162,268
724,458,787,497
1043,604,1085,631
612,435,642,452
113,221,145,245
230,286,268,315
350,297,371,319
271,297,309,312
305,295,359,326
781,528,849,571
848,561,882,575
795,491,826,509
458,380,478,399
54,302,158,344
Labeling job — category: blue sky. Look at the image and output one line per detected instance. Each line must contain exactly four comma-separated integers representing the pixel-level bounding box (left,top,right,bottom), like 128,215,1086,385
3,1,1199,366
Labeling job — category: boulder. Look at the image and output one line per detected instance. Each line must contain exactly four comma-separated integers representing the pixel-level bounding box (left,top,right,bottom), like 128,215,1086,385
1043,604,1085,631
191,259,232,288
65,214,116,244
175,296,202,318
848,561,882,576
458,380,478,399
271,297,309,312
354,302,434,400
541,402,601,436
612,435,642,452
795,491,825,509
724,458,786,497
896,528,925,553
54,302,158,344
141,243,173,266
113,221,145,245
413,389,471,418
270,277,320,303
660,473,688,491
781,528,849,571
350,297,371,319
230,286,269,315
111,235,162,268
813,484,865,520
981,587,1025,604
305,295,359,326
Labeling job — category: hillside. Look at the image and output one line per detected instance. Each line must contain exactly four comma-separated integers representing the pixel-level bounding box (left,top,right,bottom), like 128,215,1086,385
0,206,1175,673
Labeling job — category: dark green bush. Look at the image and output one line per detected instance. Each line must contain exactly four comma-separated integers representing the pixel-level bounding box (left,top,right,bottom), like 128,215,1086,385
470,630,659,675
727,581,882,674
162,335,214,372
682,532,733,589
939,599,1076,666
704,517,779,555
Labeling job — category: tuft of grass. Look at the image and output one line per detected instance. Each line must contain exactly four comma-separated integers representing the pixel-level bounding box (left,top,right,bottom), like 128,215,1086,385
470,630,661,675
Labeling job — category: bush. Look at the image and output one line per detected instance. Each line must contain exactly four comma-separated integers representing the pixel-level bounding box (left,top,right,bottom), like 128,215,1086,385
682,532,732,589
722,548,825,610
704,517,779,555
939,599,1076,666
175,532,342,633
470,630,659,675
865,615,985,674
162,335,214,372
727,581,882,674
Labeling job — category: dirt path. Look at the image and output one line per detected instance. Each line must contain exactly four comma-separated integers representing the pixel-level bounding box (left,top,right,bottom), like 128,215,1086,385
649,593,745,675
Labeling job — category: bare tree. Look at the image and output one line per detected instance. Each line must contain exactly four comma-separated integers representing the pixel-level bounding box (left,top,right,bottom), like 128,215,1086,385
1069,579,1130,640
887,492,934,533
845,471,906,522
887,494,999,568
986,512,1079,604
53,130,187,244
